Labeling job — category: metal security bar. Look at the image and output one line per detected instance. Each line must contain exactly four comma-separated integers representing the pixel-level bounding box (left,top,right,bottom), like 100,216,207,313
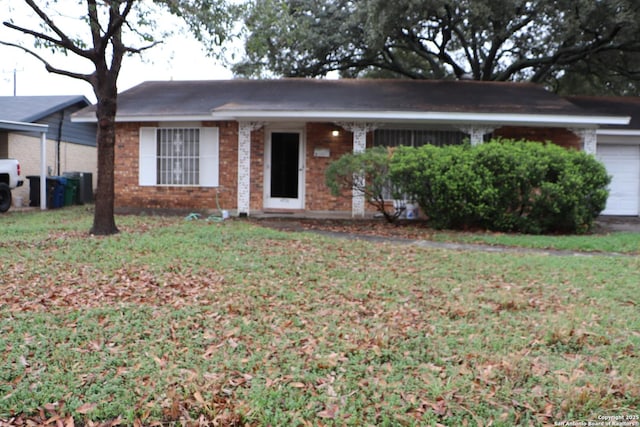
156,128,200,185
373,129,467,147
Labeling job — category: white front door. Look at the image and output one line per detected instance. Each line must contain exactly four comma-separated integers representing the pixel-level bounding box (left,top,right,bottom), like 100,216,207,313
264,129,305,209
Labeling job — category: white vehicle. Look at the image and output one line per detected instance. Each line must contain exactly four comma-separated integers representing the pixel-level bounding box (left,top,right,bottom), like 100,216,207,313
0,159,24,212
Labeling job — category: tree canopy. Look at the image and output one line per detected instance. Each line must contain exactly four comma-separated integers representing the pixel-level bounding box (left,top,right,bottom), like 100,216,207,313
1,0,233,235
234,0,640,95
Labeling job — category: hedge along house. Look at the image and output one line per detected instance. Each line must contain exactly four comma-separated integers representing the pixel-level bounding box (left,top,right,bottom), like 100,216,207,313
71,79,629,217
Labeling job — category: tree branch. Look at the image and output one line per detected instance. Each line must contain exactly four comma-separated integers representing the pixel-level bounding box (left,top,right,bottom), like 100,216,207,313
102,0,136,44
22,0,92,58
399,30,446,78
0,41,93,83
439,5,467,78
86,0,102,60
482,16,533,80
125,41,164,54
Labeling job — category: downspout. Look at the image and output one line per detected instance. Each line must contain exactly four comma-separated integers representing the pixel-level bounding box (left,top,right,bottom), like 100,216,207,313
56,110,64,175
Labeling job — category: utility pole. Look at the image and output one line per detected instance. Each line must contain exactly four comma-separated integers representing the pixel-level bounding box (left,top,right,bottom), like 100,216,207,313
1,68,22,96
12,68,24,96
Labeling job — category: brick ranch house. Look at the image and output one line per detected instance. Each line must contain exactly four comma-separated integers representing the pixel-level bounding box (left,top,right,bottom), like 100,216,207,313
71,79,633,217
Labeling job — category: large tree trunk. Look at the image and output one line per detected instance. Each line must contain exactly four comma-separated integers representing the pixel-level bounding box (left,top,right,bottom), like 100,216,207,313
90,88,119,236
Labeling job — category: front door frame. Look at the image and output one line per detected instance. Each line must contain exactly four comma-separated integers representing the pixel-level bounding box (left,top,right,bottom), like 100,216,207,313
263,125,306,210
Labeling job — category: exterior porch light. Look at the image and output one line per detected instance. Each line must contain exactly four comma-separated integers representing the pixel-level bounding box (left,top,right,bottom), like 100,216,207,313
331,130,340,137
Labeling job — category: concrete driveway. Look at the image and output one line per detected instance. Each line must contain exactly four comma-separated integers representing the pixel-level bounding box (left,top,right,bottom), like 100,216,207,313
596,216,640,232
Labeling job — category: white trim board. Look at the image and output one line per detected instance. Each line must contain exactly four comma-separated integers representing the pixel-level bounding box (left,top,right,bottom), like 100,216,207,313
211,110,630,127
73,110,630,128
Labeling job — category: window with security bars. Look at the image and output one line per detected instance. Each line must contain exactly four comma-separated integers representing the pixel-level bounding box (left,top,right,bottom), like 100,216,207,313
373,129,469,147
372,129,471,202
156,128,200,185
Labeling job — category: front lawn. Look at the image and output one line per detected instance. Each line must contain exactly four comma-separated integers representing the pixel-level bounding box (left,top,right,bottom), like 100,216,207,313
260,218,640,254
1,208,638,426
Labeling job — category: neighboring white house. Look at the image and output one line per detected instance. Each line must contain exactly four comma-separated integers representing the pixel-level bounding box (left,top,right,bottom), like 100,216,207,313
0,96,97,206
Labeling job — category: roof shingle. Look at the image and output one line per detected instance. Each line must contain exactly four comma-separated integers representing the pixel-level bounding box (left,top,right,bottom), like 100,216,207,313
0,95,89,123
567,96,640,129
75,79,601,120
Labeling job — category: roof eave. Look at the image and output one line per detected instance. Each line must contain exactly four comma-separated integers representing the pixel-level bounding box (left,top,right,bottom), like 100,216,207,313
71,114,216,123
212,110,631,127
72,110,631,128
0,119,49,133
597,129,640,136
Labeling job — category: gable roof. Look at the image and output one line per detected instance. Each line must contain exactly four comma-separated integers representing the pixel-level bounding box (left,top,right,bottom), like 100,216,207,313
567,96,640,132
0,95,91,123
72,79,629,127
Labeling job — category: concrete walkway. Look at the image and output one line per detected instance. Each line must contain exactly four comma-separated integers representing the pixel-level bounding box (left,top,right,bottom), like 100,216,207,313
255,217,639,258
305,229,633,258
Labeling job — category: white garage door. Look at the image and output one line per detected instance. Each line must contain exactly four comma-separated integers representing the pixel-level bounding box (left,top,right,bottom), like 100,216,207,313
597,145,640,216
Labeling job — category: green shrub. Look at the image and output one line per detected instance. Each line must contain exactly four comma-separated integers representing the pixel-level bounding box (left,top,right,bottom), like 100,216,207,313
528,145,611,233
390,144,497,229
389,139,610,234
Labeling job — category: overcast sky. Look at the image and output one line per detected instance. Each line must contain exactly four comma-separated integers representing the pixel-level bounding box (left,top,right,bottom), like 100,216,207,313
0,2,236,102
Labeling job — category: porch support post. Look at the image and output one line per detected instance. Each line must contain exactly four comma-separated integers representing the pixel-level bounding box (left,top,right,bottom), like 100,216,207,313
458,126,496,146
569,127,597,155
336,122,378,217
40,131,47,210
237,121,264,217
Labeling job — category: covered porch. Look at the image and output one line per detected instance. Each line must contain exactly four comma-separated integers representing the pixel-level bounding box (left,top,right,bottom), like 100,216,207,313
234,118,608,218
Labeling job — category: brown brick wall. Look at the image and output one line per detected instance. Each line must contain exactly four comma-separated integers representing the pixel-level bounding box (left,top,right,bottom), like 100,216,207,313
249,127,265,211
217,121,240,209
115,121,366,212
114,121,584,213
114,121,239,211
304,123,354,211
494,126,581,150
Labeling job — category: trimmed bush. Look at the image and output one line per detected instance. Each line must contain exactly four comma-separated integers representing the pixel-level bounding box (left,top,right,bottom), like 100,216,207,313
388,144,494,229
389,139,610,234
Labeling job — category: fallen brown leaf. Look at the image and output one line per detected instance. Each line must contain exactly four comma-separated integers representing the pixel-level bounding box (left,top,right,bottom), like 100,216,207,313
75,402,97,414
316,404,339,419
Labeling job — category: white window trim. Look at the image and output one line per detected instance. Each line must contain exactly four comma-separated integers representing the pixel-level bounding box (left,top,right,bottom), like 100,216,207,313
139,126,219,187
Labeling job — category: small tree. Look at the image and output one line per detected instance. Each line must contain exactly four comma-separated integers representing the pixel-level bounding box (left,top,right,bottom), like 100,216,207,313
325,146,403,222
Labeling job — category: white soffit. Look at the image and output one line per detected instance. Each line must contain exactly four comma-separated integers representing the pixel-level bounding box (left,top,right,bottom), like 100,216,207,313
210,109,630,127
72,110,630,128
71,114,214,123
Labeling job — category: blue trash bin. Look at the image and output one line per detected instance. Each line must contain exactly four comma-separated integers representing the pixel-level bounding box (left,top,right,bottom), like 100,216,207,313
50,177,67,209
